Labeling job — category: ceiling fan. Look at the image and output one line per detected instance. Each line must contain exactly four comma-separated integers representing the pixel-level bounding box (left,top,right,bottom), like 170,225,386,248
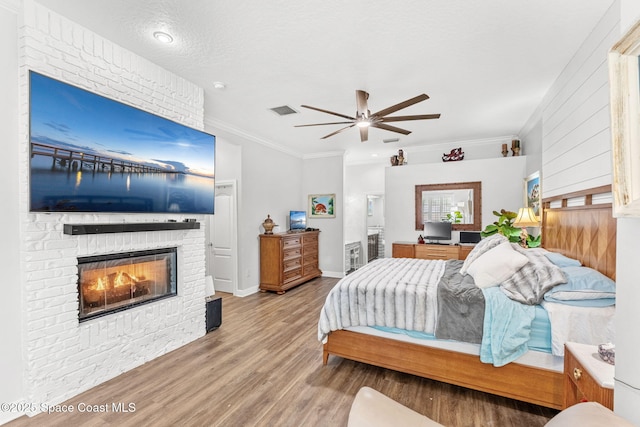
295,90,440,142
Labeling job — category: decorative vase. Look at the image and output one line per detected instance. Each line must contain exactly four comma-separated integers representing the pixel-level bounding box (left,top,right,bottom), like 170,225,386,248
501,143,508,157
262,214,276,234
397,149,404,165
390,155,399,166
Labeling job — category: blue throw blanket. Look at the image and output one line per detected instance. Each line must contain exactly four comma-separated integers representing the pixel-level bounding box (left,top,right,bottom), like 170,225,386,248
480,287,536,367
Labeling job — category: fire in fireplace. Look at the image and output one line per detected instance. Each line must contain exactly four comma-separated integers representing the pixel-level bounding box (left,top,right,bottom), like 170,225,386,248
78,248,177,321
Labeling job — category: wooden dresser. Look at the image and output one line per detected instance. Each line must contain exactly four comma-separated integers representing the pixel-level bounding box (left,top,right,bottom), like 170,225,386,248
259,231,321,294
392,242,474,260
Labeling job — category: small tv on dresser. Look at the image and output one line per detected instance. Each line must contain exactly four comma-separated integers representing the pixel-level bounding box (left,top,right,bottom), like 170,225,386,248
289,210,306,231
423,221,452,243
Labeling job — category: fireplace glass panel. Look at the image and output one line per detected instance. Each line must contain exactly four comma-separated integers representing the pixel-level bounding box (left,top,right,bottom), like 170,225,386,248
78,248,177,321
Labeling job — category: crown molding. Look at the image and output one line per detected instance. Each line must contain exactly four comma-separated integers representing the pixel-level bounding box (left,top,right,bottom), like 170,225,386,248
0,0,20,13
302,151,345,160
204,117,303,159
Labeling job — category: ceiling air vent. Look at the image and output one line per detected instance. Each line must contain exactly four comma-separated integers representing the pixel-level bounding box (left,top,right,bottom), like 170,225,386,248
270,105,298,116
383,138,400,143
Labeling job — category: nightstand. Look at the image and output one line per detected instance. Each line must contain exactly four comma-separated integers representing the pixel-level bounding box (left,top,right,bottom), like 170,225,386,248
564,342,614,410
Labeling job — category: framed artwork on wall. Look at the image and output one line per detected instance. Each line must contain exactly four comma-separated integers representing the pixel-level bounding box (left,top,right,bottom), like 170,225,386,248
308,194,335,218
525,171,541,219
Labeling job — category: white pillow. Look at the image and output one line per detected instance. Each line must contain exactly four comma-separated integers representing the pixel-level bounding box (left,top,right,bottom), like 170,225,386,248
460,233,508,275
467,242,529,289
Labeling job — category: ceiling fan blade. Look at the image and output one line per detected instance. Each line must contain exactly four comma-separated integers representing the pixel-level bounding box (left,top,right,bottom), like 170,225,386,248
356,90,369,117
372,94,430,117
371,122,412,135
321,124,355,139
294,121,354,127
380,113,441,122
301,105,355,121
359,125,368,142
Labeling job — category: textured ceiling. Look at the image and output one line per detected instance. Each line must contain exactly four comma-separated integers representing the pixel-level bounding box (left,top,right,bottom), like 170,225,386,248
35,0,615,164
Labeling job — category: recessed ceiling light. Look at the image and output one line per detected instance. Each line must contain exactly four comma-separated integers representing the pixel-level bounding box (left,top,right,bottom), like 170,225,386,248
212,81,226,90
153,31,174,44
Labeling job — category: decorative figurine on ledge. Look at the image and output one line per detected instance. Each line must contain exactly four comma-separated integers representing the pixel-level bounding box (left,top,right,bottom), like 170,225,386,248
511,139,521,156
390,149,406,166
442,147,464,162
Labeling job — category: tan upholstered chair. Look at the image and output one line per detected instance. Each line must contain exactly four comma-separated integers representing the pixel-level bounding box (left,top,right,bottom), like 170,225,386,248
348,387,635,427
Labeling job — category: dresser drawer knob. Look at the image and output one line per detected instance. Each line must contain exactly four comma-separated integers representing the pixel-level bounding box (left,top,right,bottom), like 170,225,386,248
573,367,582,380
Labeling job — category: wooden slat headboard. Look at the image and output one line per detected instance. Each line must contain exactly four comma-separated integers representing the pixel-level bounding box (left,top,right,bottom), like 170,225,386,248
541,185,617,280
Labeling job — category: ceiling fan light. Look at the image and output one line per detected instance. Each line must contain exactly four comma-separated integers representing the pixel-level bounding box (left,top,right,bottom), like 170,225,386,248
356,120,370,128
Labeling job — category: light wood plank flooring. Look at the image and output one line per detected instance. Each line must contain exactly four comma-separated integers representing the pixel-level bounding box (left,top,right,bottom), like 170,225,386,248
7,277,558,426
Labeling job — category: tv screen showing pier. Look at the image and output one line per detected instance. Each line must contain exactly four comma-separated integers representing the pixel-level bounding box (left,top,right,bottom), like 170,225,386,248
28,71,215,214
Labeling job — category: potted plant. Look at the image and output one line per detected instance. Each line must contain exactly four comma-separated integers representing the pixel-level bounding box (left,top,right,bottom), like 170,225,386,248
481,209,541,248
445,211,463,223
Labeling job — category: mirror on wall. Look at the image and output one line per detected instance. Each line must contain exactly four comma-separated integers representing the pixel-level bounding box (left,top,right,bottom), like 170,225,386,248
609,18,640,217
415,182,482,231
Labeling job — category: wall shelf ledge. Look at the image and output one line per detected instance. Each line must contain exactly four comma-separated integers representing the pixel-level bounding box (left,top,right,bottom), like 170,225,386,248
63,222,200,235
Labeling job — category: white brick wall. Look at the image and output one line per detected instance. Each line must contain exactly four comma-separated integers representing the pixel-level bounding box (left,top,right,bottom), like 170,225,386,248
19,1,207,409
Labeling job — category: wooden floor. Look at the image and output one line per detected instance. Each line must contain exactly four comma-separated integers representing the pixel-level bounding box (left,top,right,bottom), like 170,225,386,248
7,277,558,427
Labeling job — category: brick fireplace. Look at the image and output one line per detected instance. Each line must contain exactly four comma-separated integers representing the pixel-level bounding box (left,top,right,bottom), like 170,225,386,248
19,2,208,411
77,248,178,321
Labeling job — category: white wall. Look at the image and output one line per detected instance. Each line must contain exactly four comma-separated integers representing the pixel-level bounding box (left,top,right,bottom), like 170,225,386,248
208,125,304,294
0,2,24,424
384,156,528,256
344,162,386,262
519,105,543,176
540,4,619,198
303,155,344,277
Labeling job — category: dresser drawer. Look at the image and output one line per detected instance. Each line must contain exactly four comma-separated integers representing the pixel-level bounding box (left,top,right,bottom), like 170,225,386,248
283,257,302,272
283,247,302,261
303,234,318,246
283,267,302,283
303,252,318,266
282,236,301,249
415,245,459,260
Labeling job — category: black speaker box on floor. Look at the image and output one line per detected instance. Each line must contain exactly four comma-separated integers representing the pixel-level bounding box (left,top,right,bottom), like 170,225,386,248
206,296,222,332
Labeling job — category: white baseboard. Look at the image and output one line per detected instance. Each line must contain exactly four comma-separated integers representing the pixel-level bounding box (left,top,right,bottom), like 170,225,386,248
322,271,344,279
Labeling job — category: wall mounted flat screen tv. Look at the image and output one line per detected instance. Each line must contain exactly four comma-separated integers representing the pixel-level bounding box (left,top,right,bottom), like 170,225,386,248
29,71,215,214
289,210,306,231
423,221,452,242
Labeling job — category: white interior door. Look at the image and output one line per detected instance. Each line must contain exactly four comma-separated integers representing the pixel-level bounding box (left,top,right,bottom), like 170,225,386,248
206,180,237,294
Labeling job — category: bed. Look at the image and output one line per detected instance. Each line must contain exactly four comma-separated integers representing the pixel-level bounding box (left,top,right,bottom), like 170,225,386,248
320,186,617,410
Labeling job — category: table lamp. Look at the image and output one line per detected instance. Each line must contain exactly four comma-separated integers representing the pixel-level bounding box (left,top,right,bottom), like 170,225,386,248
513,207,539,247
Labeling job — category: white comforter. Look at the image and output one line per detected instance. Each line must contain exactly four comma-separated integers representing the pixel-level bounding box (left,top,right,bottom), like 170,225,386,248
318,258,445,343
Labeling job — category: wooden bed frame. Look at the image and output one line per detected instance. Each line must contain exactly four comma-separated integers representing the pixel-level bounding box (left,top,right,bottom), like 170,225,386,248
323,185,616,410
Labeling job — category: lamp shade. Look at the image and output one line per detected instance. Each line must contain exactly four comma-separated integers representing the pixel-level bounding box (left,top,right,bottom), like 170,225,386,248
513,207,539,227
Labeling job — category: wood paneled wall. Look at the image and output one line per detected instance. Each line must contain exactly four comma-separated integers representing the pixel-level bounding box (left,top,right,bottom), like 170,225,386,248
542,185,616,280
